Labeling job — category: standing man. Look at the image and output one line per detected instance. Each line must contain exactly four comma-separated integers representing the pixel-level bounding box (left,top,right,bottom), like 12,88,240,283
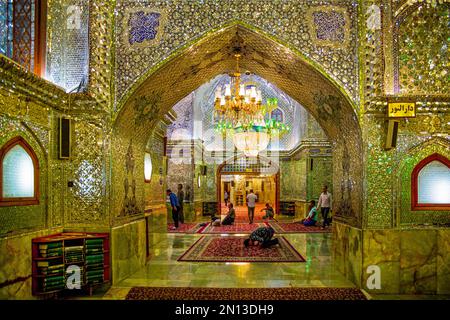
167,189,180,230
224,190,229,206
177,184,185,224
246,189,258,224
317,185,332,229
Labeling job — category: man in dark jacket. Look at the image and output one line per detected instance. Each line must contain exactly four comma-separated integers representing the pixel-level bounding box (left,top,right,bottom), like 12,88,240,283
167,189,180,230
177,184,185,224
244,226,279,248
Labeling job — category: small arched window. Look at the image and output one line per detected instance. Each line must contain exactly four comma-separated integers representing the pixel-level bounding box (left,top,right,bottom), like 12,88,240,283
411,153,450,211
0,137,39,206
271,108,284,122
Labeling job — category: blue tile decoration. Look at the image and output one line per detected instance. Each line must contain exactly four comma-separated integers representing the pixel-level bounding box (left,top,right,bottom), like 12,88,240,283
128,11,161,45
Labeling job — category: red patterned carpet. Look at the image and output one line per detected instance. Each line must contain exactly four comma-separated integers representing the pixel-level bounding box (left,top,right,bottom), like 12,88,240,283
167,223,203,233
201,223,266,234
126,287,368,300
221,203,270,222
269,222,331,233
178,236,305,262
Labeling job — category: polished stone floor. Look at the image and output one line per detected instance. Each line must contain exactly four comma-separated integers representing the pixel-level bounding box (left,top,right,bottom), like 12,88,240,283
101,213,354,299
118,233,352,289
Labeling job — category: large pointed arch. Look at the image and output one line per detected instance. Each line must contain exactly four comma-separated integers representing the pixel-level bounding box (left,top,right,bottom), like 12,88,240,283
112,23,363,226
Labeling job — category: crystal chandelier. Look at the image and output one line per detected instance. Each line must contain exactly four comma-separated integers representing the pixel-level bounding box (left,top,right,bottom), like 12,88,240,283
213,53,266,129
213,51,290,157
232,126,270,157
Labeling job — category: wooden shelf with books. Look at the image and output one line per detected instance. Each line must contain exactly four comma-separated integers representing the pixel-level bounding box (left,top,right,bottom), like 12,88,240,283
32,232,110,297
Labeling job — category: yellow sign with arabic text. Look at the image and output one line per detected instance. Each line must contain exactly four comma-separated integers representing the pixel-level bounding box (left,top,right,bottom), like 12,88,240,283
388,102,416,118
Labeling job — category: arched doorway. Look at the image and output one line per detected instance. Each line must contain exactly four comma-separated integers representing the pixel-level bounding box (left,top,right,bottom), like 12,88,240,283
216,155,280,220
112,22,363,228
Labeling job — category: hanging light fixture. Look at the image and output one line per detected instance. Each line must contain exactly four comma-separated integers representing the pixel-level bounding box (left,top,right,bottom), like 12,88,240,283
213,45,290,157
232,125,270,157
213,53,265,129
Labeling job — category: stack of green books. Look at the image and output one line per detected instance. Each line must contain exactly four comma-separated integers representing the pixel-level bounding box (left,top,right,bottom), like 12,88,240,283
65,245,84,264
85,239,104,285
86,269,104,284
39,242,63,258
39,275,65,292
38,263,64,276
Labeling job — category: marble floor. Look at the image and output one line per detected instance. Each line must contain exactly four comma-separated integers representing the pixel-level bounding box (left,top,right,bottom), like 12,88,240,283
100,213,354,299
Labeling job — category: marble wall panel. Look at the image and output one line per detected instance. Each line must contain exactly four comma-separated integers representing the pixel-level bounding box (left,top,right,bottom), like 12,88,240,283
0,227,63,299
360,228,450,295
437,229,450,294
111,219,147,285
362,229,401,294
399,230,438,294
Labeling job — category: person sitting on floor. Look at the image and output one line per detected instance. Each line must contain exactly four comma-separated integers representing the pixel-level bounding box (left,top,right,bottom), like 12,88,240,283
221,203,235,225
300,200,318,227
211,214,221,226
260,203,277,221
244,226,279,248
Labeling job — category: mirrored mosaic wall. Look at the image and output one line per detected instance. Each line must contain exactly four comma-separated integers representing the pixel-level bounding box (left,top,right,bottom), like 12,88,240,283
396,2,449,95
0,115,47,234
46,0,90,92
0,52,111,236
361,0,450,228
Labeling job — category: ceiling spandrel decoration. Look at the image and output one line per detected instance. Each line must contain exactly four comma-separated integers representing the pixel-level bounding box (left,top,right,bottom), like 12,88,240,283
114,0,359,106
124,8,167,48
307,6,350,48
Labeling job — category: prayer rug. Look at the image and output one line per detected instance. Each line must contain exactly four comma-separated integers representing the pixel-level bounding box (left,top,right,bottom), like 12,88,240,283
268,222,331,233
200,223,265,234
177,236,305,262
126,287,368,300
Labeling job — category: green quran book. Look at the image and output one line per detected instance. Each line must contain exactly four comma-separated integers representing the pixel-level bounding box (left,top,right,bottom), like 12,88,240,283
85,239,103,245
38,242,62,250
37,259,62,267
86,248,103,254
